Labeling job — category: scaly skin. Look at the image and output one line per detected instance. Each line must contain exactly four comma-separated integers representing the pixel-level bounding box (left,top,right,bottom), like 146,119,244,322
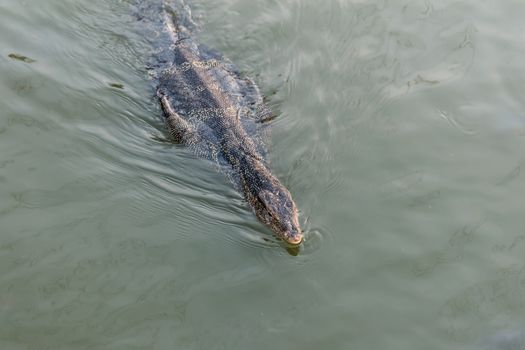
136,0,303,245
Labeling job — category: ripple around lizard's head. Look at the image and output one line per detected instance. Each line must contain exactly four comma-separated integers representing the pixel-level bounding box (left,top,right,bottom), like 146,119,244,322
233,215,333,268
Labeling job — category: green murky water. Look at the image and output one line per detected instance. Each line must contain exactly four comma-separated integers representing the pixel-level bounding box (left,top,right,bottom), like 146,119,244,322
1,0,525,349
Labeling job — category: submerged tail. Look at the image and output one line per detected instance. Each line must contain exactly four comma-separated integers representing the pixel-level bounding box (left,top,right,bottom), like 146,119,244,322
133,0,198,72
163,0,197,34
133,0,197,38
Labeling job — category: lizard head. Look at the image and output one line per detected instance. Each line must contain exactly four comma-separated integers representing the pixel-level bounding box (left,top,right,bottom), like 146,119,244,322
256,188,303,245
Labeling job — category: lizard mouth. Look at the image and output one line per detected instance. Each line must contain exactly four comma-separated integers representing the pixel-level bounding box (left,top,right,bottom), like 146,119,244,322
284,232,304,245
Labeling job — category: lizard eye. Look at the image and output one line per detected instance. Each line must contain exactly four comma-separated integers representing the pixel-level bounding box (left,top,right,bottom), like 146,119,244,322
258,190,278,218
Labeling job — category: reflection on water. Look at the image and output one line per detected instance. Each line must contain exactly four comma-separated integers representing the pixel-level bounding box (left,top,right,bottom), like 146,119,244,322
412,217,486,277
441,264,525,343
477,328,525,350
1,0,525,349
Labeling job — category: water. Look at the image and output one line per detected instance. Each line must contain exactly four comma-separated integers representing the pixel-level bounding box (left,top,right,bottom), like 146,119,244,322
1,0,525,349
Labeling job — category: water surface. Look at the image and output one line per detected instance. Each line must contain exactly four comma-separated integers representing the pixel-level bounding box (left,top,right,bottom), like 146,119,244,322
1,0,525,349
